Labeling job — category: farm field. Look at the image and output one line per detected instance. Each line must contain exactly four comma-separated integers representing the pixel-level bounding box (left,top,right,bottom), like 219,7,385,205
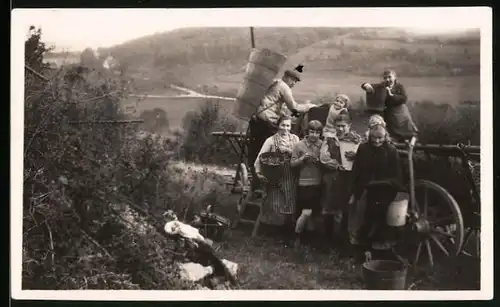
124,96,236,129
212,73,480,104
123,74,479,131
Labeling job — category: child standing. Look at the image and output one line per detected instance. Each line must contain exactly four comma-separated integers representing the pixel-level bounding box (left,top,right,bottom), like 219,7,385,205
291,120,324,247
320,111,363,249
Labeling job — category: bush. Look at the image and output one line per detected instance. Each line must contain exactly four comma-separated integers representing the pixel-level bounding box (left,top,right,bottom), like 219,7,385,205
411,100,480,145
139,108,170,134
22,27,202,290
180,99,241,166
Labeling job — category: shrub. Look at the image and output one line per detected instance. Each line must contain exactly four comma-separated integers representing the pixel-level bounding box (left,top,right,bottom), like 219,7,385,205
411,100,480,145
139,108,170,134
22,27,201,290
180,99,241,166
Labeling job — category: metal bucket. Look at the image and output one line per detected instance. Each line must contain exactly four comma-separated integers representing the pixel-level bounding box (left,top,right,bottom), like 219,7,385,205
386,192,409,227
362,252,408,290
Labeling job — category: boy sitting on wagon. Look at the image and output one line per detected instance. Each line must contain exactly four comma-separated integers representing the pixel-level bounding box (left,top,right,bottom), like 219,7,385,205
297,94,350,139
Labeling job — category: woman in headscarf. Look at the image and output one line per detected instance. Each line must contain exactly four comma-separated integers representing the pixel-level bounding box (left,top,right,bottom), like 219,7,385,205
361,69,418,142
347,124,404,250
248,65,315,191
254,114,300,245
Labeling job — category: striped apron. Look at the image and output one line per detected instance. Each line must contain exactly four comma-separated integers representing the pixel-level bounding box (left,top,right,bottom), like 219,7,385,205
260,135,298,225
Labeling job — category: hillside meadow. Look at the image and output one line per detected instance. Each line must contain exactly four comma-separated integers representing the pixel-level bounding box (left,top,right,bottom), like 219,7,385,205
102,27,480,96
123,73,480,131
212,73,480,104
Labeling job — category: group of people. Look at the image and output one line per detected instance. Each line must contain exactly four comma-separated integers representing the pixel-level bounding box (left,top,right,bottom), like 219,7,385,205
247,66,418,252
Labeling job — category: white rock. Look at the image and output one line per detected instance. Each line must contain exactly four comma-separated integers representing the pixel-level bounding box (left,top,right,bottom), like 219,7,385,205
177,259,239,282
164,220,206,242
222,259,239,276
178,262,213,282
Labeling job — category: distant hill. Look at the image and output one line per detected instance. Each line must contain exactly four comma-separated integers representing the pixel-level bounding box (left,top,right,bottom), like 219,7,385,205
101,27,480,94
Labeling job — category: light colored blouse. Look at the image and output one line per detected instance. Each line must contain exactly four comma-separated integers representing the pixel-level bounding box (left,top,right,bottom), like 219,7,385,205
320,132,362,171
254,132,300,175
291,138,323,186
257,79,315,124
322,106,349,138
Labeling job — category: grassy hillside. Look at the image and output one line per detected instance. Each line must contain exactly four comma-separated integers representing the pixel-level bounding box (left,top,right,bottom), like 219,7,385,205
102,27,480,97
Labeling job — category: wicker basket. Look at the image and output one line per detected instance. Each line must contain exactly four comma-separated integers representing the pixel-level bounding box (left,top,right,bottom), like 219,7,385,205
259,151,290,186
193,212,231,241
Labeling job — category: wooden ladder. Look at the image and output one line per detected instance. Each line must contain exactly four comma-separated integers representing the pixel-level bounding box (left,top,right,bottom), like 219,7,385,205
232,189,266,237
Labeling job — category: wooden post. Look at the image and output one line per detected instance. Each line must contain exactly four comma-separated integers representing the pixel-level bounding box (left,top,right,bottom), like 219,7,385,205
250,27,255,48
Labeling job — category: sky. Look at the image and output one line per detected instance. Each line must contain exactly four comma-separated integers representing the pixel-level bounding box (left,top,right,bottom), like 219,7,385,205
12,8,488,52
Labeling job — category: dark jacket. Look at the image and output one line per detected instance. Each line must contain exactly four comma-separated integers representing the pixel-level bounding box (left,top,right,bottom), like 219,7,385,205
296,103,331,138
361,81,417,140
349,141,404,200
361,81,408,110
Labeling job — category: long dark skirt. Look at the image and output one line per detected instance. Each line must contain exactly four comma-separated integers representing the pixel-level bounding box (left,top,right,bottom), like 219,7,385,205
384,104,419,141
355,188,398,245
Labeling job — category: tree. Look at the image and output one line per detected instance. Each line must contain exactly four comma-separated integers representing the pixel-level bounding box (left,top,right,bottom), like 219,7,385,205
80,47,101,69
25,26,52,72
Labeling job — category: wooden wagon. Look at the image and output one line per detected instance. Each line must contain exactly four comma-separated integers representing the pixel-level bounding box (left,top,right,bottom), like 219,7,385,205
210,48,481,268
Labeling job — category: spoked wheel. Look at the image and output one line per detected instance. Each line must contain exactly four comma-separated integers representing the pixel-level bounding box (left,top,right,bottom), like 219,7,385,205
410,180,465,269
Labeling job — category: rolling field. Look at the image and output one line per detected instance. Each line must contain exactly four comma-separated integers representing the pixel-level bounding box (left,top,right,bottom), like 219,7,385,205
213,73,480,104
124,74,480,130
124,96,236,129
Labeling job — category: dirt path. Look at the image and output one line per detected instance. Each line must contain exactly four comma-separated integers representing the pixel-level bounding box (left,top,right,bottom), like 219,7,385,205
130,84,236,101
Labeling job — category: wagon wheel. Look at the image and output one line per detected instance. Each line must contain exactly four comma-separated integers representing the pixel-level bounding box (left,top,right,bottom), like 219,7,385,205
410,180,465,269
232,163,249,193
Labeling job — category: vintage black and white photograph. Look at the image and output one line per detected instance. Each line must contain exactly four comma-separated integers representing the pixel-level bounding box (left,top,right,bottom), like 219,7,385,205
11,7,492,300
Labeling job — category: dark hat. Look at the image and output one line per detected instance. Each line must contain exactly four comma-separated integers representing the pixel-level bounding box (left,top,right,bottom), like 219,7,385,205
284,64,304,81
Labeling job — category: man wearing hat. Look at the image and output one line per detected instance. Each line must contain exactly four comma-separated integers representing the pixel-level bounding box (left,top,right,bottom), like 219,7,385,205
248,65,315,191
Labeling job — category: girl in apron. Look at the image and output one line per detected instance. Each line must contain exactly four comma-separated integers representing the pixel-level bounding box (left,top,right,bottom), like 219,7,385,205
255,115,300,245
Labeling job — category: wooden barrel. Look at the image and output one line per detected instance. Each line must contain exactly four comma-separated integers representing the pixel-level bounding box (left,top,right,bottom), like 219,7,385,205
233,48,287,121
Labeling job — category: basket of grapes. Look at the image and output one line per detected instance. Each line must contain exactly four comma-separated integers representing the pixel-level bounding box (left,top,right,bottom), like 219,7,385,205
259,151,290,187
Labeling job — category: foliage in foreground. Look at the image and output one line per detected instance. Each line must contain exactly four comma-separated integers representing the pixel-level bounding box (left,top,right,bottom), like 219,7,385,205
22,27,208,290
